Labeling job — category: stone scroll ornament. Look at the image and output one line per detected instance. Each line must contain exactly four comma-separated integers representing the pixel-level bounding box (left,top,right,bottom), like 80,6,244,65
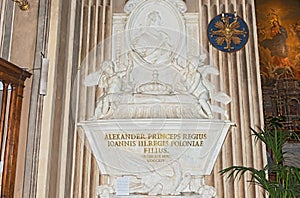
208,12,249,53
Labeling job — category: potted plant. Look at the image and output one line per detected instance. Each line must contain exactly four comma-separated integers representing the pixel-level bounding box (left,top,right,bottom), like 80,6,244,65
220,117,300,198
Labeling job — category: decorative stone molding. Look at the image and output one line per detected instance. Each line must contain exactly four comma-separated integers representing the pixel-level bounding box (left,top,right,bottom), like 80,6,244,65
124,0,187,14
81,0,234,197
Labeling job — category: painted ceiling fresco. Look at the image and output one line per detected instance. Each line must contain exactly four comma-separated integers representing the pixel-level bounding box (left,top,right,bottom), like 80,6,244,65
255,0,300,85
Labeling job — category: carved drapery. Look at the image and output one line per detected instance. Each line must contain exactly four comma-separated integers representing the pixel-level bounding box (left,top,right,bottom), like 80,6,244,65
40,0,266,197
0,58,31,197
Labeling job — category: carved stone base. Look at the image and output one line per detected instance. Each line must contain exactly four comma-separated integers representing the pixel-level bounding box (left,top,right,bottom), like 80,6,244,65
98,193,216,198
96,182,217,198
81,119,230,198
110,195,213,198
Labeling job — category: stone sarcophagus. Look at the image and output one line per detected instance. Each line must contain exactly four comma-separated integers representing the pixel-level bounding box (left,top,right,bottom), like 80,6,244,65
79,119,233,197
79,0,234,197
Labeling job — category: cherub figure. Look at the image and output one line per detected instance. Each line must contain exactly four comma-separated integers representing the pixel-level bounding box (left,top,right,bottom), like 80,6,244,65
85,61,126,119
94,61,124,118
173,55,217,118
183,55,213,118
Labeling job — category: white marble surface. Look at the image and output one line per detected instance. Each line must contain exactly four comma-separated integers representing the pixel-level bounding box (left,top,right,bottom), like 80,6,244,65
79,119,233,176
100,193,215,198
80,119,233,197
81,0,234,197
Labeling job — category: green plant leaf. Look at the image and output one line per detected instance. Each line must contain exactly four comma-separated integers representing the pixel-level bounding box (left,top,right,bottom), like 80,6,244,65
220,125,300,198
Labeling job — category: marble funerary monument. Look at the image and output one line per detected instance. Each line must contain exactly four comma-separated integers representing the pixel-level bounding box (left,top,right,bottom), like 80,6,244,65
80,0,234,197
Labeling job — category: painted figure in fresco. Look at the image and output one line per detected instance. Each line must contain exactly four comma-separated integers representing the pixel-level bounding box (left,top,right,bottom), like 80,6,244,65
261,20,291,66
131,11,173,65
291,18,300,40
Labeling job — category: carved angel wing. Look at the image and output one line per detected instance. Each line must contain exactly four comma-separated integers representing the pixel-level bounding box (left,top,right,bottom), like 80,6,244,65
84,70,102,86
199,66,219,78
211,105,229,119
212,92,232,104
